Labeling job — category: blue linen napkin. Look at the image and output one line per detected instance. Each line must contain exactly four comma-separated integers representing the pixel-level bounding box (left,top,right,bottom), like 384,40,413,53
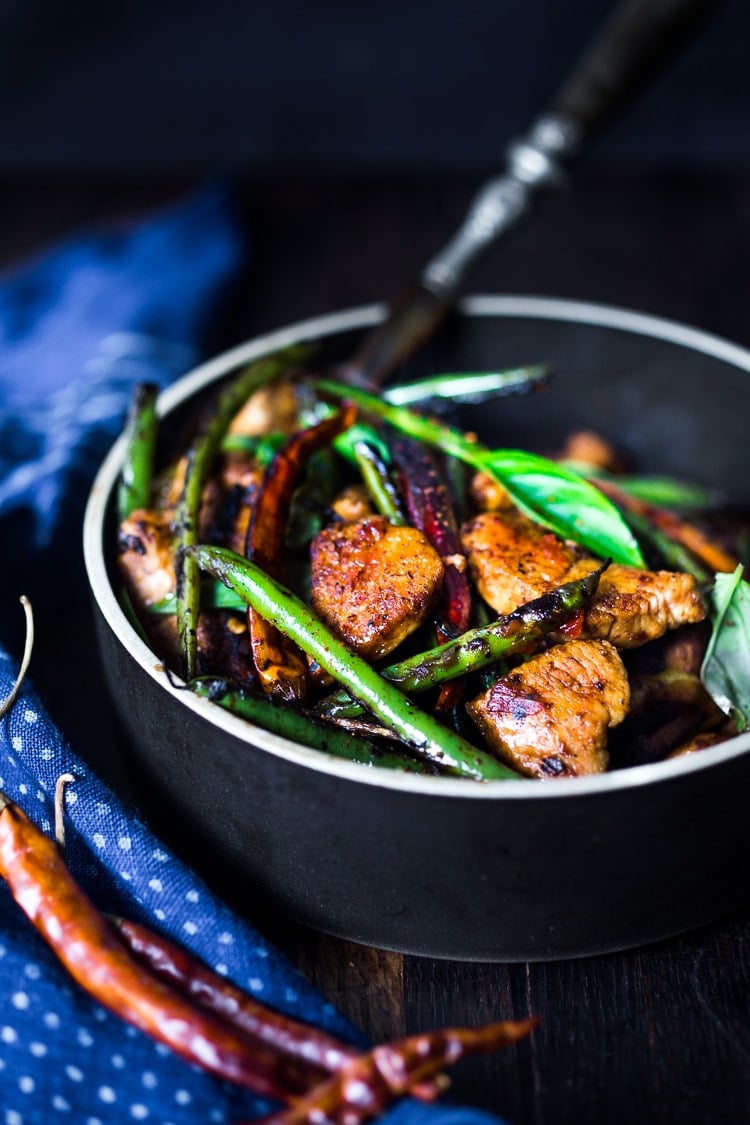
0,185,507,1124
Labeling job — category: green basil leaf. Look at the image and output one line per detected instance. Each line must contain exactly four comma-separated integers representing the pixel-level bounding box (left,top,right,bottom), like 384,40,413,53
701,565,750,733
316,378,645,567
480,449,646,566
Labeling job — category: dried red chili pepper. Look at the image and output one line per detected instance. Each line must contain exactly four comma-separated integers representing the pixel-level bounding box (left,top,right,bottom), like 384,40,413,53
245,404,358,700
245,1017,538,1125
111,915,442,1102
0,792,325,1101
110,915,357,1075
393,437,472,634
393,437,472,715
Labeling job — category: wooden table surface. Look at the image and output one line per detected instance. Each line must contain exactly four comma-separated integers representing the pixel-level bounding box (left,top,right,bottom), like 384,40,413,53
3,169,749,1124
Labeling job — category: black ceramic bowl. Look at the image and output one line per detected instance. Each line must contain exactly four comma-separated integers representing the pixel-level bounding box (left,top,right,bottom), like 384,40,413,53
84,295,750,961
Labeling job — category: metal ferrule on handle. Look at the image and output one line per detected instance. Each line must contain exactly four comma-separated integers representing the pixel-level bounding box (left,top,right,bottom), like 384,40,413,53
421,113,583,300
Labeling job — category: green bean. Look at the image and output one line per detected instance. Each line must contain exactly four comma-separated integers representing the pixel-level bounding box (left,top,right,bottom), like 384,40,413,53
118,382,159,521
352,441,405,525
175,346,309,679
383,365,551,406
190,681,429,773
320,564,606,721
184,545,518,781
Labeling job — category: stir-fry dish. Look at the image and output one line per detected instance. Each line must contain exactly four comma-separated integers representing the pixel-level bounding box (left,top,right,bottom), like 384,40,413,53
116,347,750,781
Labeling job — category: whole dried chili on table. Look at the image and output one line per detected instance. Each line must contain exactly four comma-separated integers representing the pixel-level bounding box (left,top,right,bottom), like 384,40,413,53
110,915,442,1104
246,1018,539,1125
0,789,337,1101
110,914,358,1075
0,784,535,1115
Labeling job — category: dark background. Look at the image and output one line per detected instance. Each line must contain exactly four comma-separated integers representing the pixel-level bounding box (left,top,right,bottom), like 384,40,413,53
0,0,747,176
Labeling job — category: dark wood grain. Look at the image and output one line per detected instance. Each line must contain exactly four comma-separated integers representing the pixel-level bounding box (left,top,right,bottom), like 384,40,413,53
3,170,749,1125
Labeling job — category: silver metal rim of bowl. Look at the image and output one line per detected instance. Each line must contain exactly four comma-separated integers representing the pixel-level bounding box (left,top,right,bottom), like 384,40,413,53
83,293,750,801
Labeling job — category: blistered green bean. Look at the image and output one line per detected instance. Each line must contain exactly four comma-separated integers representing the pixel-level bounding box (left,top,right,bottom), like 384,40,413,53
185,545,518,781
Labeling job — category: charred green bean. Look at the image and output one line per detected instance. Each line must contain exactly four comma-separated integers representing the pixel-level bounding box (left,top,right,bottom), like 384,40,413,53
118,382,159,521
184,545,518,781
320,565,606,720
175,346,309,679
191,680,429,772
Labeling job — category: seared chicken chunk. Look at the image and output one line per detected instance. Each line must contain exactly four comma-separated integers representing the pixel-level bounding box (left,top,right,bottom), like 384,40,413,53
330,484,374,524
311,516,444,659
461,509,705,648
467,639,630,778
118,509,176,608
118,445,262,680
558,429,625,474
117,507,256,681
564,558,706,648
118,508,181,663
227,378,300,436
461,510,581,616
469,471,515,513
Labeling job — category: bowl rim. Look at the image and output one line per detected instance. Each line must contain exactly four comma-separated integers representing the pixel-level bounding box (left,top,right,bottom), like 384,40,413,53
83,292,750,801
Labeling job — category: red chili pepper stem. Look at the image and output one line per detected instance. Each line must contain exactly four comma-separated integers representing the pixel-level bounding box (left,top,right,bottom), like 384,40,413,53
53,773,76,853
243,1016,539,1125
0,595,34,721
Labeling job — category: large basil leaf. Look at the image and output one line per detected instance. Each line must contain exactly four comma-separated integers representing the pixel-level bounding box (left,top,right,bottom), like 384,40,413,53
479,448,645,566
701,565,750,733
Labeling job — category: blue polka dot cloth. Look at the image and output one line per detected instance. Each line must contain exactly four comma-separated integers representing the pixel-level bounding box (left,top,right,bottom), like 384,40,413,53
0,186,507,1124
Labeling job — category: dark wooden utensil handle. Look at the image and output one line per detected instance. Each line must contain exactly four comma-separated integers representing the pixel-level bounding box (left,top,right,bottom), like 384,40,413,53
551,0,722,144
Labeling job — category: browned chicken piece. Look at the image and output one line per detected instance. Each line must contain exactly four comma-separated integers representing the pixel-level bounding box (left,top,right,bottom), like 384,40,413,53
203,453,265,556
467,639,630,778
118,509,176,608
461,509,706,648
118,445,262,677
558,429,626,474
565,559,706,649
311,515,444,660
461,510,582,616
330,484,374,524
118,507,257,682
468,471,515,512
117,508,181,663
228,378,300,436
